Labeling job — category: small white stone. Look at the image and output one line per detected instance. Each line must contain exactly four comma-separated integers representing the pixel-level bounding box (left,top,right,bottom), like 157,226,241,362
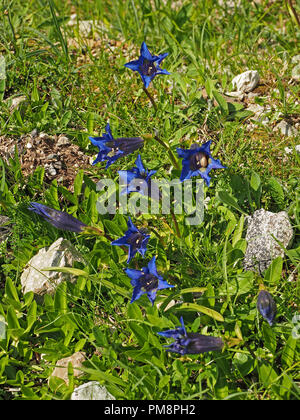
291,54,300,64
71,381,115,400
21,238,84,295
274,120,298,137
231,70,260,93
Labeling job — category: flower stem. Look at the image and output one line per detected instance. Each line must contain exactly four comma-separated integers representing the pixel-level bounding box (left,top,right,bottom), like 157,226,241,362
170,208,181,238
143,85,157,111
154,134,180,170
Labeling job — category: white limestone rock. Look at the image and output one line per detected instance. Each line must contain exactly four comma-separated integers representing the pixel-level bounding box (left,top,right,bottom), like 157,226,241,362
71,381,115,400
231,70,260,93
21,237,84,295
274,120,298,137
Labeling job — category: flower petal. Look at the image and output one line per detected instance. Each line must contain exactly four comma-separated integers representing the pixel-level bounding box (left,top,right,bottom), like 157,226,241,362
140,42,153,61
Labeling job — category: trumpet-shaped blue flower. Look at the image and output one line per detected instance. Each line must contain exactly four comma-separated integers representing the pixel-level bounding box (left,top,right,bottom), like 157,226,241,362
158,317,224,355
118,154,157,197
257,290,277,326
125,256,174,305
111,217,150,263
124,42,170,88
177,141,225,186
28,202,87,233
89,123,144,168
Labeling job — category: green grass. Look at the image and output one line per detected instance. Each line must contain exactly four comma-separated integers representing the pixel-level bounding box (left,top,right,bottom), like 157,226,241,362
0,0,299,400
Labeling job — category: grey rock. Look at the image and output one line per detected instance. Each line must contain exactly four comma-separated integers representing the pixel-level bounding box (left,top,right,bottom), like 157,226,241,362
291,54,300,64
231,70,260,93
274,120,298,137
47,166,57,177
21,237,84,295
57,136,71,147
243,209,294,273
50,352,85,386
71,381,115,400
291,63,300,82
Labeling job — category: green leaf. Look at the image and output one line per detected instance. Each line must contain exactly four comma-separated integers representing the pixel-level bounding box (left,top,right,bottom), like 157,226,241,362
81,367,125,387
24,301,37,334
87,112,95,134
262,323,276,354
0,79,5,101
232,215,245,247
6,307,20,329
233,353,255,377
250,171,261,192
281,336,296,367
219,271,254,297
5,278,20,304
42,266,88,277
73,169,84,199
258,362,278,387
159,287,207,312
103,220,124,237
212,90,228,115
54,282,68,314
217,191,246,214
174,302,224,322
267,177,285,208
264,257,283,284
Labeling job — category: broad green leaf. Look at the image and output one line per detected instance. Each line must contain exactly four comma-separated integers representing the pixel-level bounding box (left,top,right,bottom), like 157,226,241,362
5,278,20,304
174,302,224,322
73,169,84,199
281,336,296,367
217,191,246,214
232,215,245,247
264,257,283,284
159,287,207,312
267,177,284,207
258,362,278,387
262,323,276,354
233,353,255,377
42,266,88,277
212,90,229,115
103,220,124,237
250,171,261,192
54,282,67,314
24,301,37,334
6,307,20,329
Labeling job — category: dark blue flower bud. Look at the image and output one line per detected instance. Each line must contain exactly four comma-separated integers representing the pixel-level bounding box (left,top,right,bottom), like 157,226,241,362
158,317,224,355
28,202,87,233
257,290,277,326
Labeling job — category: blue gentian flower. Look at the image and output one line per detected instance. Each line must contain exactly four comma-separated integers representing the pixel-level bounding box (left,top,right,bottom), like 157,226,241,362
28,202,87,233
119,154,157,197
125,256,174,305
158,317,224,355
89,123,144,168
177,141,225,186
124,42,170,88
257,290,277,326
111,217,150,263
